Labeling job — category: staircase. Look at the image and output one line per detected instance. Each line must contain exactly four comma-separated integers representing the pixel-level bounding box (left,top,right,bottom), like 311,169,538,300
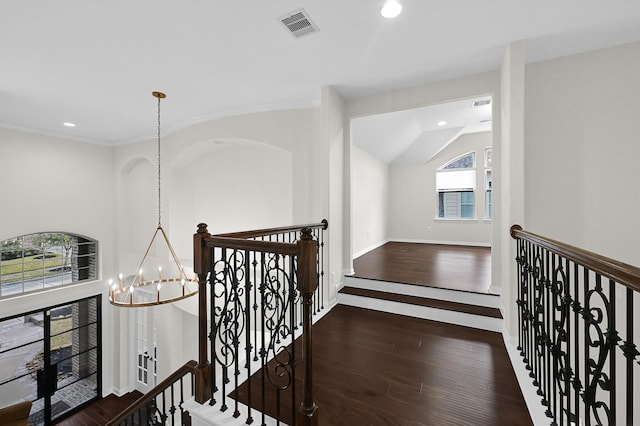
338,276,503,332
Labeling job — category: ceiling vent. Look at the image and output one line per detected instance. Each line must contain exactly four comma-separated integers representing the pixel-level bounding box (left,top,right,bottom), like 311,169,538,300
279,9,319,39
472,99,491,107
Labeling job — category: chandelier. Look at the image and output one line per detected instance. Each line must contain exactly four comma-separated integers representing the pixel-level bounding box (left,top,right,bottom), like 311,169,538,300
109,91,198,307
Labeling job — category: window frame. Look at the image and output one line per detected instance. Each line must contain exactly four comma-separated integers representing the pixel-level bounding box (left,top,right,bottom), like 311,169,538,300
436,151,477,221
0,232,98,299
484,147,492,220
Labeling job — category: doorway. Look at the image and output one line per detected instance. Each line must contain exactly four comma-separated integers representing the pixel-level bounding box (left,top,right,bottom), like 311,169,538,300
0,295,101,425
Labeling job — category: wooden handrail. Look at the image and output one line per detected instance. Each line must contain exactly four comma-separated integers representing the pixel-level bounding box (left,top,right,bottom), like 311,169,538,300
510,224,640,293
215,219,328,239
205,236,298,255
105,360,198,426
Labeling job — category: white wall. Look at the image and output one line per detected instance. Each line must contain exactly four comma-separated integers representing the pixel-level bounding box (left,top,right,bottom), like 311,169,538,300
351,145,389,256
169,139,293,256
525,42,640,266
387,132,492,245
322,87,346,295
112,106,324,380
345,71,501,271
0,127,117,391
498,41,525,339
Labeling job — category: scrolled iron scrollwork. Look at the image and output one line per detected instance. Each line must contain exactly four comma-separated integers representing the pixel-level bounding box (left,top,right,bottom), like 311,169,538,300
260,252,296,391
582,281,612,425
211,249,247,368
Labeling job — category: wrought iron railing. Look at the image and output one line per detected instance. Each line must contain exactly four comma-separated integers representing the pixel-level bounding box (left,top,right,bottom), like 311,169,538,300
193,220,327,426
106,360,197,426
511,225,640,426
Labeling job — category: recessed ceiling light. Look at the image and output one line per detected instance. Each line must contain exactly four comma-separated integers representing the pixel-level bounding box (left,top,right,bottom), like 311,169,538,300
381,0,402,18
437,120,447,127
63,122,76,127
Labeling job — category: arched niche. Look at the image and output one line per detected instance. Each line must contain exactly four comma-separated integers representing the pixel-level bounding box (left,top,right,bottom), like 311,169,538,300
119,157,156,255
168,138,293,261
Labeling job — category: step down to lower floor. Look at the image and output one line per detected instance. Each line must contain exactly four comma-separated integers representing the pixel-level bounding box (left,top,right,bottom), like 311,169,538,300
338,277,503,333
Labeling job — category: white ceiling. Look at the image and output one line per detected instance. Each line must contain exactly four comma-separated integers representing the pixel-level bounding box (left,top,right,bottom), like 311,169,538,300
352,96,492,164
2,1,640,145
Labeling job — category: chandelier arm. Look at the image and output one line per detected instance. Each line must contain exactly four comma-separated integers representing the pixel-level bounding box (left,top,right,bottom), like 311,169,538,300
158,225,188,280
131,226,164,286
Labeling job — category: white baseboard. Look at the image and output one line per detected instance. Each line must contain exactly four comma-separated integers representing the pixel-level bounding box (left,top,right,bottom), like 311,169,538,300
110,385,134,397
502,332,550,426
389,238,491,247
344,276,500,308
352,239,389,259
338,292,502,332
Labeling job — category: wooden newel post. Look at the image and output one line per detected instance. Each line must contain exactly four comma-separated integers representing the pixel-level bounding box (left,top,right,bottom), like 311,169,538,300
194,223,211,404
296,228,319,426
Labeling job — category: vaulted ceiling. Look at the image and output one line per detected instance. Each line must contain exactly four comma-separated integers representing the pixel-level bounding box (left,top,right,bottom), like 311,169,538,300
352,96,491,165
2,1,640,145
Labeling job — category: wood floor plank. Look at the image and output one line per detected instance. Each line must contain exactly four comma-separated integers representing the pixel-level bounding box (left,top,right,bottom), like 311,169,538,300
353,242,492,294
232,305,532,426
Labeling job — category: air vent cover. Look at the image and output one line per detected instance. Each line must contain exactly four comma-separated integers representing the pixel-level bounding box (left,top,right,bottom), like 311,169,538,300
472,99,491,107
279,8,319,39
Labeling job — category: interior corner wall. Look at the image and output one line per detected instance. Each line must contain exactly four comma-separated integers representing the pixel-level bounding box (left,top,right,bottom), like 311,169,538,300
321,86,346,298
498,41,525,340
387,132,492,245
524,41,640,266
351,144,389,256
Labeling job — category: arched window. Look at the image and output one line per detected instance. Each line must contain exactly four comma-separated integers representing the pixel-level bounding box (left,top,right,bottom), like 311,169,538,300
0,232,97,298
436,151,476,219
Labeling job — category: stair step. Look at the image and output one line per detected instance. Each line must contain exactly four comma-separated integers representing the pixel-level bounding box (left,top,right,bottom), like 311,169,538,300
339,286,502,319
338,277,503,333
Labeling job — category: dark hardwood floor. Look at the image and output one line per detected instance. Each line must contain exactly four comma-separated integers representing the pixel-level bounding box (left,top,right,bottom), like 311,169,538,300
54,391,142,425
59,243,517,425
234,305,531,426
352,242,492,294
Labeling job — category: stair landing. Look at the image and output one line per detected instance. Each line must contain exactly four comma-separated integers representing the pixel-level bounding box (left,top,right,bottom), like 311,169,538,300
339,276,503,332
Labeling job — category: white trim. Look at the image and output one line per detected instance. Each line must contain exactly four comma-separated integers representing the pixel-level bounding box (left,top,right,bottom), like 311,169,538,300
338,292,502,332
352,239,389,259
487,284,502,296
502,332,550,426
110,385,135,397
434,217,478,222
344,276,500,308
389,238,491,247
0,123,110,146
343,267,355,277
117,98,321,146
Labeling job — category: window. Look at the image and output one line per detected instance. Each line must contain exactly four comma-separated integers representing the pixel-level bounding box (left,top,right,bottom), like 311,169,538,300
0,295,101,423
436,152,476,219
485,148,492,219
0,232,97,298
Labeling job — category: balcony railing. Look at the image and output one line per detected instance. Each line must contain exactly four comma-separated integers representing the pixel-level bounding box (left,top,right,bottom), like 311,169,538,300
511,225,640,426
107,221,327,426
106,360,197,426
193,220,328,426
